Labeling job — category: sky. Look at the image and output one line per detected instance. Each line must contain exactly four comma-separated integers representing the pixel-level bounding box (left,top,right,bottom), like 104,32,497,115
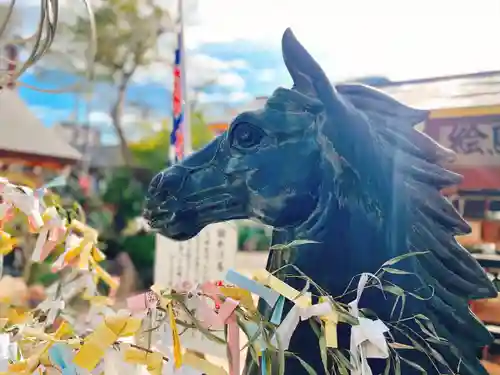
9,0,500,144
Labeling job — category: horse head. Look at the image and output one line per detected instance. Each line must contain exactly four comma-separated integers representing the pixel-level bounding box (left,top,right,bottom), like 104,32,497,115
145,29,496,375
145,31,329,240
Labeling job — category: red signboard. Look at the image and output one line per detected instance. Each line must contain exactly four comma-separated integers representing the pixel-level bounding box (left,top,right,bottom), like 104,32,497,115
426,115,500,190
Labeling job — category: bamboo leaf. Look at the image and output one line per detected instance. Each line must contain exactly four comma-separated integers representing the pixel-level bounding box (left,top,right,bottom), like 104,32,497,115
389,342,415,350
333,349,354,371
275,329,285,375
398,294,407,321
286,353,318,375
413,314,430,321
319,325,329,375
382,267,412,275
381,251,429,267
383,284,405,297
425,337,449,345
415,320,444,342
394,355,401,375
408,290,433,301
270,239,319,251
400,356,427,374
383,357,391,375
390,295,401,319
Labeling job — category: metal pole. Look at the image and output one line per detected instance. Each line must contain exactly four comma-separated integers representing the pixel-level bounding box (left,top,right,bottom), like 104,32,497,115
178,0,192,156
81,90,92,175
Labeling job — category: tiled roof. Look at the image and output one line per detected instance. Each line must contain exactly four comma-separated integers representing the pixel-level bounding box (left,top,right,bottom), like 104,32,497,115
0,89,81,161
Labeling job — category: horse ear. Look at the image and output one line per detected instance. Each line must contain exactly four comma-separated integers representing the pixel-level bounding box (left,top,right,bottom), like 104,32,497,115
281,28,344,110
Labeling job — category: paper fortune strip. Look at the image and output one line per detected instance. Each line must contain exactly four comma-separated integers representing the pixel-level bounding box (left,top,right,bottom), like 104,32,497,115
36,298,65,326
32,206,66,262
124,345,163,375
0,183,44,231
73,313,142,371
271,295,339,350
2,321,71,375
199,282,240,375
225,269,279,307
0,230,15,256
253,270,311,309
48,343,79,375
349,273,389,375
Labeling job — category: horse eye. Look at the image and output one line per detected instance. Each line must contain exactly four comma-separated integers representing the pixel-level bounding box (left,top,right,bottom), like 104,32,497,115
230,122,264,150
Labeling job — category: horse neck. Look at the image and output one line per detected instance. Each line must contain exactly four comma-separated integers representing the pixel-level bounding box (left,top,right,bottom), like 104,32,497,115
273,171,410,298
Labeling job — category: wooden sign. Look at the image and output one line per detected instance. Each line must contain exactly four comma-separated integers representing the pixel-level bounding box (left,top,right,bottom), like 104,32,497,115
154,222,238,357
435,117,500,167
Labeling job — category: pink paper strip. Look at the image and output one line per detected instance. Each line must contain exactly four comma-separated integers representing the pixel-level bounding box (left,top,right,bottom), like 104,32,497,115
126,293,148,312
227,313,240,375
126,292,158,312
199,283,239,329
198,283,241,375
202,281,223,306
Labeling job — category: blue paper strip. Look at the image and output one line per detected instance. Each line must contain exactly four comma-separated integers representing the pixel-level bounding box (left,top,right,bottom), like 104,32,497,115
270,295,285,325
225,269,279,307
261,350,268,375
49,344,77,375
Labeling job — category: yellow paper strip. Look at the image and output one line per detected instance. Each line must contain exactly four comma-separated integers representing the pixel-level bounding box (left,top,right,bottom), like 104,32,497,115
77,241,93,270
319,297,338,348
219,286,256,312
150,284,170,309
124,347,163,375
92,246,106,262
69,220,98,242
6,308,28,325
73,316,141,371
0,230,15,255
167,303,182,368
253,270,311,308
183,352,228,375
92,261,119,290
6,321,71,374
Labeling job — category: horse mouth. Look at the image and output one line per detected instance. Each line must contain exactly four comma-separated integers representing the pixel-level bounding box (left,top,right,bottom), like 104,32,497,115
144,196,247,241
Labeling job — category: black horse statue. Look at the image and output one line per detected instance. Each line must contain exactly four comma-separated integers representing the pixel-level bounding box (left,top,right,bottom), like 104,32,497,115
145,29,496,375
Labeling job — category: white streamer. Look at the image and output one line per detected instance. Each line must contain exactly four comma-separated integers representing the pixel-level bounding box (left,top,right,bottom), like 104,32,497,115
349,273,389,375
271,296,334,349
37,298,65,326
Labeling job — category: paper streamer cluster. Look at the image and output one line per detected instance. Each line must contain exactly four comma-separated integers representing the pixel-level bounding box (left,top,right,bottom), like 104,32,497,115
0,177,393,375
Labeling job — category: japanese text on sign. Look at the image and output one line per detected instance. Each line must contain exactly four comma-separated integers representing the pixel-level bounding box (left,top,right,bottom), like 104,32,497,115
439,122,500,166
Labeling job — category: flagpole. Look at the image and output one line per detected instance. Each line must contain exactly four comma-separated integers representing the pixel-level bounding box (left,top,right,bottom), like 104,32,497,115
178,0,192,156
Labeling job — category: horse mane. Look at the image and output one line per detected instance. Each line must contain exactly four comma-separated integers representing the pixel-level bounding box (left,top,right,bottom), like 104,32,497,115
336,83,497,375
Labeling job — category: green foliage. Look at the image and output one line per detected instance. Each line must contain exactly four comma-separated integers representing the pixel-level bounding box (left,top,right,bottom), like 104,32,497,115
130,111,215,171
191,111,215,151
237,223,271,251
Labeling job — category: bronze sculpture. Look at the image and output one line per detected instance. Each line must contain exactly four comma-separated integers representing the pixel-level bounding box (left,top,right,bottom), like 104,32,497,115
145,29,496,374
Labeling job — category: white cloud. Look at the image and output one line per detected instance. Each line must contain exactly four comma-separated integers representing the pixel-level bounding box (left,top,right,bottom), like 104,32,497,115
89,111,112,125
256,69,277,83
188,0,500,81
228,91,252,102
217,72,246,90
198,91,251,104
133,53,247,91
88,109,141,128
20,0,499,98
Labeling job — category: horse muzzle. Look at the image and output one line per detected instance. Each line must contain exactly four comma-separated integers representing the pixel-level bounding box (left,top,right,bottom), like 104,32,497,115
144,138,248,240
